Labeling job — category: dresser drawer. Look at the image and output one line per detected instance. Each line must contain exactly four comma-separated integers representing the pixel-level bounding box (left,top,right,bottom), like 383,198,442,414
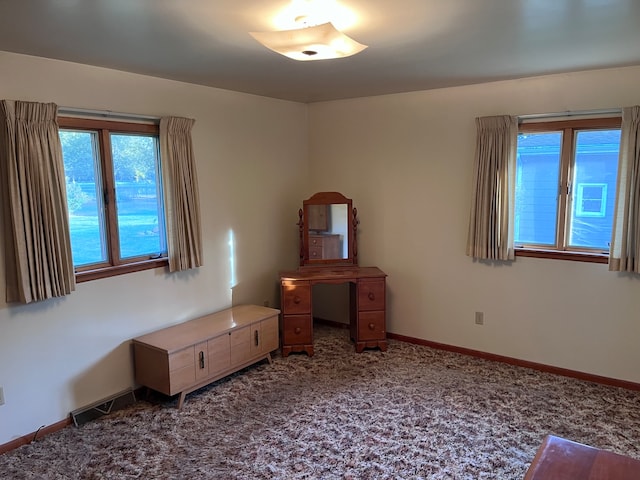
282,315,312,345
282,282,311,314
309,235,324,247
357,279,385,311
309,246,323,259
357,311,386,342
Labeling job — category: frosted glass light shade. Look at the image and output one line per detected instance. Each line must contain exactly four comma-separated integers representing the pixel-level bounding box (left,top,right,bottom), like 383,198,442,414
250,22,367,61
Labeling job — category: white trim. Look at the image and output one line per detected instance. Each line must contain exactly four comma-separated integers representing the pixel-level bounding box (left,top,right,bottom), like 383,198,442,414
518,108,622,123
57,106,159,124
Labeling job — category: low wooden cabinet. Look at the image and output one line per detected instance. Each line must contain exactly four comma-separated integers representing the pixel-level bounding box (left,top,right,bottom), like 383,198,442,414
280,266,388,356
132,304,280,408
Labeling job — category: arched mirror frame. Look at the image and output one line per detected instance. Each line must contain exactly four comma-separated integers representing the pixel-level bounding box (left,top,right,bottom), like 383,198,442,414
298,192,359,267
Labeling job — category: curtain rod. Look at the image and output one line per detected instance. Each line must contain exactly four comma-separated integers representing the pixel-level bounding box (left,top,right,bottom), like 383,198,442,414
518,108,622,121
57,106,160,123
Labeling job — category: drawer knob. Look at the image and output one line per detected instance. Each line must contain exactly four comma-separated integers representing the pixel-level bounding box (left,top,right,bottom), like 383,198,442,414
293,295,301,304
368,323,375,330
294,327,301,334
368,292,375,301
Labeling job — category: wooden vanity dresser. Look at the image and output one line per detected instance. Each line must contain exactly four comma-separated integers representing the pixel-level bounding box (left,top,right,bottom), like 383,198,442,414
280,266,387,356
280,192,388,356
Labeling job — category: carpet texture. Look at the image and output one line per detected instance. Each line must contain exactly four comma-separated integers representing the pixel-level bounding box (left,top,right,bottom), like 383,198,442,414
2,324,640,479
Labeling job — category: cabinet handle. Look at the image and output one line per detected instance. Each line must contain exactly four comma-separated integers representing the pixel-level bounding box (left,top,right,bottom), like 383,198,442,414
368,292,375,301
199,351,205,369
368,323,375,330
294,327,301,334
255,330,259,346
293,296,301,304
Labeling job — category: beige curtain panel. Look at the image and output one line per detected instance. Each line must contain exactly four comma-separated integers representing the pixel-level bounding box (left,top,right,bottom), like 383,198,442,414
0,100,75,303
466,115,518,261
160,116,203,272
609,105,640,273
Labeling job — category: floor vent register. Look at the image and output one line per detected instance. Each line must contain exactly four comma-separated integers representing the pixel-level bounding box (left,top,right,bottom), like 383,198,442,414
70,388,137,427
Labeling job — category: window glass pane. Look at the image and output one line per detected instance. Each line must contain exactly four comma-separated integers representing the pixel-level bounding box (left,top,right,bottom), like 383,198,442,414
568,129,621,249
59,130,108,266
110,133,166,259
515,132,562,246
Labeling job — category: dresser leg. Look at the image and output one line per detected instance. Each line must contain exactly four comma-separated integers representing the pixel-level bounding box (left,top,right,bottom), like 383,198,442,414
281,345,314,357
355,340,388,353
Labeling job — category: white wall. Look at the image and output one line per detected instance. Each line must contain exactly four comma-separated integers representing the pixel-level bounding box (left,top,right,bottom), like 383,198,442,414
0,51,308,444
308,66,640,383
2,50,640,446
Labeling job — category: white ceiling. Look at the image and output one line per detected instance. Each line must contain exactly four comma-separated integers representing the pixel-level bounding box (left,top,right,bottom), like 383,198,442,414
1,0,639,103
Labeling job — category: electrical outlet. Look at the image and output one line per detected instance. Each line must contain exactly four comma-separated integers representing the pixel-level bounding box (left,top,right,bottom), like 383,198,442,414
0,387,5,406
475,311,484,325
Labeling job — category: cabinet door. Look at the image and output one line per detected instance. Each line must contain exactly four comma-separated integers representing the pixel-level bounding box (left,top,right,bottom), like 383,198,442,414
207,334,231,376
307,204,328,231
260,316,279,353
230,325,251,365
168,347,196,395
255,315,279,354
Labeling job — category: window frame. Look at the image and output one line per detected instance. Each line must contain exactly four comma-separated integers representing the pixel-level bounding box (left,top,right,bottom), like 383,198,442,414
515,116,621,264
58,116,168,282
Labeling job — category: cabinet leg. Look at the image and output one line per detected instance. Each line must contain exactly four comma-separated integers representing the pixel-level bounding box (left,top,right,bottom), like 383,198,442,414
177,392,186,409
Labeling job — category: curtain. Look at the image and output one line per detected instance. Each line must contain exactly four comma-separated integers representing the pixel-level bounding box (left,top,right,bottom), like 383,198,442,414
0,100,75,303
609,106,640,273
160,116,203,272
466,115,518,261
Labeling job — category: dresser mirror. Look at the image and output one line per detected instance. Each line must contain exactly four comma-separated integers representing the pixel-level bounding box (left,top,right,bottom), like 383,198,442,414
299,191,358,266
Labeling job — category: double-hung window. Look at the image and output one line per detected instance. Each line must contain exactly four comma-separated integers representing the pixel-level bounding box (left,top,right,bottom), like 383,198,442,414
58,117,168,281
515,117,621,262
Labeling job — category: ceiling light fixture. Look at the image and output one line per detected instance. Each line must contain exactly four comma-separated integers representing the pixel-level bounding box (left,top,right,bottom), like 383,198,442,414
250,15,367,61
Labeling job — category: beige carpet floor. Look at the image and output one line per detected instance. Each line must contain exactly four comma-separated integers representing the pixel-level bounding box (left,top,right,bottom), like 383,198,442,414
1,324,640,479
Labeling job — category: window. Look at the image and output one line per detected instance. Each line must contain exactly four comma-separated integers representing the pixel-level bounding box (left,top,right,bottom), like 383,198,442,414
58,117,168,281
575,183,607,218
515,117,621,261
